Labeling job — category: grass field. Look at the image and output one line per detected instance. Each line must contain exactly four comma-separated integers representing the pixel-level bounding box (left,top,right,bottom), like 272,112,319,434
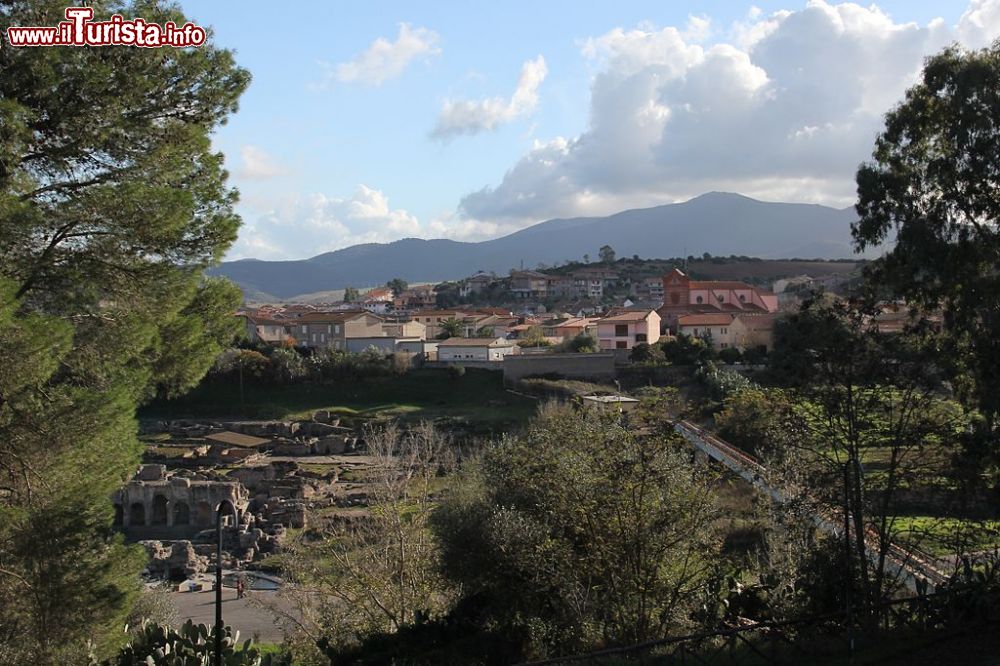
141,367,538,431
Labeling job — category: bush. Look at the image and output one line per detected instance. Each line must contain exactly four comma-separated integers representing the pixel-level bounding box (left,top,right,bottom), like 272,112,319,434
718,347,742,365
448,364,466,379
96,620,277,665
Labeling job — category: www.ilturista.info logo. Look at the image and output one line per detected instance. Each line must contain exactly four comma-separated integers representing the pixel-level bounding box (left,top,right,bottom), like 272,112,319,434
5,7,206,48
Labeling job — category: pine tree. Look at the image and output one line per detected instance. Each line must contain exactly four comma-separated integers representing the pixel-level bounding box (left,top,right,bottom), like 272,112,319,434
0,2,250,662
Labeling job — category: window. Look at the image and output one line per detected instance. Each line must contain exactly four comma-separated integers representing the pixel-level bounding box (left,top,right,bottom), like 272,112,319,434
615,324,628,337
717,294,725,302
671,292,680,304
327,325,331,333
311,333,316,342
320,333,326,342
616,341,627,349
635,333,647,342
721,328,727,334
334,324,340,334
301,325,307,333
739,294,746,302
696,296,704,304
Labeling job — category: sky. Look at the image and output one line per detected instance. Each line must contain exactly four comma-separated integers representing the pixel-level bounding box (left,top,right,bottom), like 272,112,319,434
176,1,1000,261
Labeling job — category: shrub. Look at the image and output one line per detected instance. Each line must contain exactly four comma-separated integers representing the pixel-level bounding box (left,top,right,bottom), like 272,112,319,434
448,364,466,379
718,347,742,365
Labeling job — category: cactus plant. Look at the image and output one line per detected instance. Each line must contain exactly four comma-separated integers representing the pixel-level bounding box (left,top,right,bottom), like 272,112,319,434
96,619,276,665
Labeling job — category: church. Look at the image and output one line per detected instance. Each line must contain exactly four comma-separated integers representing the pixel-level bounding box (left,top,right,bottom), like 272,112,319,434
657,268,779,332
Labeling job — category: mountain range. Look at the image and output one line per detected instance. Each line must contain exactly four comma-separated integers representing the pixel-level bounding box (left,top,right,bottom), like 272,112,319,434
211,192,867,300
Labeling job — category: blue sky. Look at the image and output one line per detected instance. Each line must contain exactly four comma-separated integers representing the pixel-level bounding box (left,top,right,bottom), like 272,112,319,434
177,1,1000,260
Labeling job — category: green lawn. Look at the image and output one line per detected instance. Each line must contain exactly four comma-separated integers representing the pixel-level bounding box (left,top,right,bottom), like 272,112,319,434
141,368,537,431
891,515,1000,557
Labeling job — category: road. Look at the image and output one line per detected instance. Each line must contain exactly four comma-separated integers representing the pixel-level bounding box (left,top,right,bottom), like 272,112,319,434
169,587,296,643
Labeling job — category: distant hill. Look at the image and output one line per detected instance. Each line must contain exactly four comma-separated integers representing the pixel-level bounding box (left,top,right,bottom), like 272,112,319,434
212,192,871,299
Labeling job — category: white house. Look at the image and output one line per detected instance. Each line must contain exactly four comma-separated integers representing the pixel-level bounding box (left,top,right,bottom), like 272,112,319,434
436,337,518,363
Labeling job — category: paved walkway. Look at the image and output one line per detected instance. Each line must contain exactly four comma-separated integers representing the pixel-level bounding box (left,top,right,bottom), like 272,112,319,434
169,587,296,643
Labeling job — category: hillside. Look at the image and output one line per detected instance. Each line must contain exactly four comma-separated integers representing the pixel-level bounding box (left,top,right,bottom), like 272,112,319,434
212,192,871,299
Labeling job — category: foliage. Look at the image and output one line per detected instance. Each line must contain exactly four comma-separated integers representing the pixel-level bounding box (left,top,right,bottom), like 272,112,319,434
286,424,455,658
343,286,360,303
629,341,664,363
696,362,758,401
853,40,1000,470
268,347,308,384
769,297,967,609
386,278,408,296
432,403,723,657
0,2,249,660
718,347,742,365
558,332,599,353
516,325,552,348
437,317,463,340
598,245,616,263
714,388,803,459
96,620,274,666
447,364,466,380
658,333,713,365
475,326,495,338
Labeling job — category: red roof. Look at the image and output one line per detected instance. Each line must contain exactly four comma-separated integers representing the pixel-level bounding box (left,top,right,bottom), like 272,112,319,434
600,310,656,323
678,313,735,326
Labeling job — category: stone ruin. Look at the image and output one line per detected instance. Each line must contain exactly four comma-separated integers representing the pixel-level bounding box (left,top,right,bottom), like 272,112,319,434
116,464,298,581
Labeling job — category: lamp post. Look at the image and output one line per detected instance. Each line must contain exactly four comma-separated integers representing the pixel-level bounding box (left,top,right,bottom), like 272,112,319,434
214,499,239,666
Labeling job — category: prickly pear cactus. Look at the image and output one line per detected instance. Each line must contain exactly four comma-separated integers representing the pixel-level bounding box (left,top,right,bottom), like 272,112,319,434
97,619,275,665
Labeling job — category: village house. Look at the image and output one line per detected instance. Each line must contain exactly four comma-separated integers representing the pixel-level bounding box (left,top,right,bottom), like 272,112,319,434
510,270,550,299
676,313,747,350
676,312,778,352
543,316,597,339
382,319,427,339
407,309,472,338
292,311,385,350
458,272,495,298
394,284,437,310
658,268,778,331
596,309,661,350
436,337,519,363
242,315,294,345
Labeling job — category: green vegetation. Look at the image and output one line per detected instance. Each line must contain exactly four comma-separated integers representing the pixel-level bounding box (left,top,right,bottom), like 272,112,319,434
143,367,536,428
0,2,249,663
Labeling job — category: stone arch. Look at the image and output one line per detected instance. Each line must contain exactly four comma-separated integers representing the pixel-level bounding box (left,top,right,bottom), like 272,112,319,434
113,503,123,527
195,501,213,527
129,502,146,526
173,501,191,526
151,495,169,526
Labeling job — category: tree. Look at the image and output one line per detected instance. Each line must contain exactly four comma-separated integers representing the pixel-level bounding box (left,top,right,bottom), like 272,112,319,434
386,278,408,296
438,317,463,339
343,286,360,303
474,326,495,338
770,298,965,611
284,423,454,660
433,404,722,656
0,2,249,661
516,325,551,348
853,41,1000,461
598,245,616,263
560,332,599,353
583,254,591,264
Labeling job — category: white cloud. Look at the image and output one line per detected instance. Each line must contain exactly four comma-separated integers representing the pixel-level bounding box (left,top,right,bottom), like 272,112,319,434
958,0,1000,46
431,56,548,140
320,23,440,87
459,0,997,227
236,145,289,180
229,186,420,260
228,186,508,260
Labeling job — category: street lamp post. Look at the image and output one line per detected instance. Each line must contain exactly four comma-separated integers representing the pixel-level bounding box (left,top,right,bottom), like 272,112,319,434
214,499,239,666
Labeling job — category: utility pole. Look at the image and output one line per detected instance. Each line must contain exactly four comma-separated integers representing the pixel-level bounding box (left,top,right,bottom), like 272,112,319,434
843,462,855,660
215,499,239,666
